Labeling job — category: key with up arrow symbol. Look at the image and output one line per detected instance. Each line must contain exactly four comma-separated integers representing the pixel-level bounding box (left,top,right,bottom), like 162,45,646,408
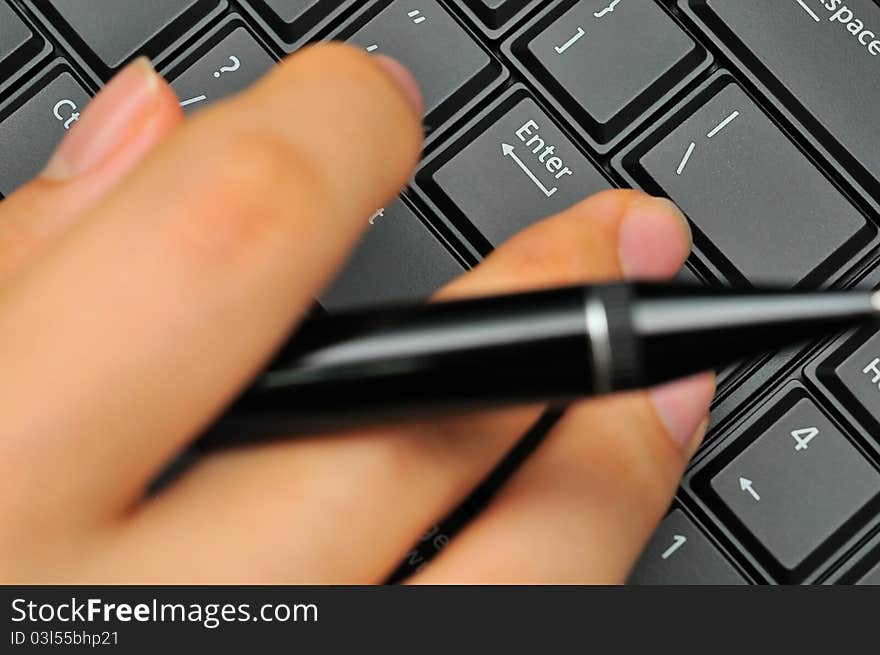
738,477,760,501
501,143,557,198
421,94,610,247
709,396,880,580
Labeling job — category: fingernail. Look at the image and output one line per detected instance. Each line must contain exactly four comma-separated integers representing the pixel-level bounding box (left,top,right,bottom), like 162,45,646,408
618,196,692,280
373,55,424,117
650,373,716,450
43,57,161,181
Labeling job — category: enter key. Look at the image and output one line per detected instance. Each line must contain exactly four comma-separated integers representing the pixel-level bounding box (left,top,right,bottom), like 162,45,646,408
424,95,610,248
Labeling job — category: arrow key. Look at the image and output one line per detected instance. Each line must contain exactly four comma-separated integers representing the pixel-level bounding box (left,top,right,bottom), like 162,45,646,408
709,397,880,581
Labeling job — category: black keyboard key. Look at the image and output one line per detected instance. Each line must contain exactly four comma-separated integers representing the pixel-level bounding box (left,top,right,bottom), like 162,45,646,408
0,70,91,197
675,264,703,287
169,26,276,114
710,398,880,579
826,532,880,584
0,2,30,60
818,327,880,433
246,0,356,42
248,0,333,25
520,0,703,142
688,0,880,194
37,0,223,71
345,1,498,123
321,199,464,311
830,530,880,584
420,94,610,248
629,81,868,286
464,0,530,28
628,509,747,585
0,1,39,80
857,559,880,585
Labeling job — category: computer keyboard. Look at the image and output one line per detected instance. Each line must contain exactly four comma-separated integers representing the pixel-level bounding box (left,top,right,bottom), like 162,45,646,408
2,0,880,585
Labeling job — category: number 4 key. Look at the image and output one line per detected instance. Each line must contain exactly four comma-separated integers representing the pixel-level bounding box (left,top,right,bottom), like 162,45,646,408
791,427,819,451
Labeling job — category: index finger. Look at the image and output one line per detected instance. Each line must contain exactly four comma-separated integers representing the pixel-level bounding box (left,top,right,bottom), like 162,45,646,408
0,44,423,532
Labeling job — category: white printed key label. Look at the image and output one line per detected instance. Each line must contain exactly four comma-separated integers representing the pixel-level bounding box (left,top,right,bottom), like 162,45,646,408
863,357,880,388
795,1,880,56
502,119,576,198
791,427,819,451
52,99,80,130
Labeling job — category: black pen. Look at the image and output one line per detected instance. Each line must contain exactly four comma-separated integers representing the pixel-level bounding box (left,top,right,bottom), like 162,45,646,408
201,283,880,444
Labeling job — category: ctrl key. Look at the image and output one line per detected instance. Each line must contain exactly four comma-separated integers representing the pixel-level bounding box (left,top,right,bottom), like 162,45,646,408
628,510,747,585
0,71,91,197
710,398,880,581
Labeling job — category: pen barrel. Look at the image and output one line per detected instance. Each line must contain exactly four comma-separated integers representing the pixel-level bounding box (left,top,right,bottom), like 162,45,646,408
200,282,878,446
629,286,880,387
204,286,596,443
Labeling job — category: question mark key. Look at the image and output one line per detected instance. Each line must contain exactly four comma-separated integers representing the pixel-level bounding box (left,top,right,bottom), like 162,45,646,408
168,26,276,114
213,55,241,78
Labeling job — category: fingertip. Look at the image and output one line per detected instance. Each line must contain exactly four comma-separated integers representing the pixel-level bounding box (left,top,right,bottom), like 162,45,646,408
235,42,423,224
155,69,186,123
76,61,183,188
372,55,424,118
42,58,164,181
649,372,716,453
618,195,692,280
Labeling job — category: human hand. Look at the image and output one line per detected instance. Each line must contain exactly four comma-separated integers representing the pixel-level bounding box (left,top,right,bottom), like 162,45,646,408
0,44,713,583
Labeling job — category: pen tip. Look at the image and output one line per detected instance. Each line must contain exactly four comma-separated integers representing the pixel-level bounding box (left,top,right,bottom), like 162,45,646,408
872,290,880,313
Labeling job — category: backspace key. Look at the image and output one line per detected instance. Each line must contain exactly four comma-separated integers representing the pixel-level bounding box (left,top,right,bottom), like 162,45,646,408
686,0,880,195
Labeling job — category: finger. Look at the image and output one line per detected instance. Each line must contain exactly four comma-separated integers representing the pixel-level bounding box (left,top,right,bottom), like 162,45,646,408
408,378,715,584
127,190,694,583
0,59,182,282
438,191,692,298
0,44,423,536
